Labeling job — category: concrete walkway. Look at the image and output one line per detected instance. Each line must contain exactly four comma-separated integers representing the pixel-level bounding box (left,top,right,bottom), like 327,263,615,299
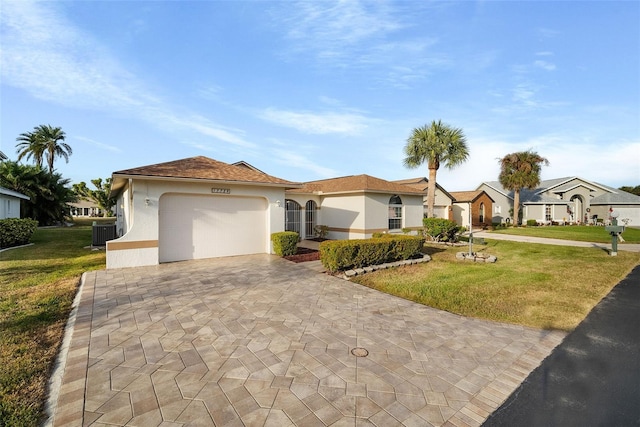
47,255,565,427
471,231,640,253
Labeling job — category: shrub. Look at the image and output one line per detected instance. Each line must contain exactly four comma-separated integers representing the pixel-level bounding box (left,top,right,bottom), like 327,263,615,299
526,219,537,226
0,218,38,249
313,225,329,239
271,231,299,256
319,235,425,272
423,218,461,242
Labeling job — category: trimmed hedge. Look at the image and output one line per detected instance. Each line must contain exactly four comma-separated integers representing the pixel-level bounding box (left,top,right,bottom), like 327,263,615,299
0,218,38,249
271,231,299,256
319,235,425,272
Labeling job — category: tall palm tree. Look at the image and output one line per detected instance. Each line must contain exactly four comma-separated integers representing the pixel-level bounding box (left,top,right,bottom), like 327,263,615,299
16,130,46,169
36,124,72,173
15,125,71,173
403,120,469,218
498,150,549,226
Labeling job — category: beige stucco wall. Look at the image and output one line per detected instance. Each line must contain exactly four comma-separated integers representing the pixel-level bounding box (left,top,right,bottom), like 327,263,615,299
107,179,286,269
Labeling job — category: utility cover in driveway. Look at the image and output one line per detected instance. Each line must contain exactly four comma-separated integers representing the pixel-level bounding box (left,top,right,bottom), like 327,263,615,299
159,193,266,262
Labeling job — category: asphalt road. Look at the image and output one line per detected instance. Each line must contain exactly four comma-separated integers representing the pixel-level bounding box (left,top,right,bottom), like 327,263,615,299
483,264,640,426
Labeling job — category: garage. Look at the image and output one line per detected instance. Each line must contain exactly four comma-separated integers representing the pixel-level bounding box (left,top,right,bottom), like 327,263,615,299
159,193,267,263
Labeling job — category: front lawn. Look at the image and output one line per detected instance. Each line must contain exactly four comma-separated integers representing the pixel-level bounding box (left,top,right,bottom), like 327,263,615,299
488,224,640,243
0,224,105,426
352,240,640,331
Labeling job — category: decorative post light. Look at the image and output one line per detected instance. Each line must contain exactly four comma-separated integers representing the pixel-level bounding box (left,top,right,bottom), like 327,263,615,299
605,210,624,256
468,202,473,257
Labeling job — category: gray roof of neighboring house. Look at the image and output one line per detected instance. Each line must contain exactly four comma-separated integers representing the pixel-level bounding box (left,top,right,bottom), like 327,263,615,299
479,177,640,205
0,186,30,200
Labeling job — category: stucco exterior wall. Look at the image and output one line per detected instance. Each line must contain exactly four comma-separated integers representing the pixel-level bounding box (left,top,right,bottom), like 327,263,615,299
0,195,22,219
107,179,286,269
477,184,511,224
320,194,366,239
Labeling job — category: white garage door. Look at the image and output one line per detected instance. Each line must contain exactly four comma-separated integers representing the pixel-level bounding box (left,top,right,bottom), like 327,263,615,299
159,194,267,263
616,207,640,228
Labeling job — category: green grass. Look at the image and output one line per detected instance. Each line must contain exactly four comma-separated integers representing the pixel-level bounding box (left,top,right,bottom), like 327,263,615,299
352,240,640,331
489,224,640,243
0,224,105,426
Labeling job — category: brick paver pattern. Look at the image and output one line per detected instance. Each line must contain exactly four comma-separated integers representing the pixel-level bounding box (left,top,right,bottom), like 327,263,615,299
50,255,565,426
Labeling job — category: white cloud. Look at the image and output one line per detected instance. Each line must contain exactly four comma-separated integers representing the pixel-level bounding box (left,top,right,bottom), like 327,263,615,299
260,108,369,135
74,136,122,153
0,1,250,148
271,149,339,179
534,60,556,71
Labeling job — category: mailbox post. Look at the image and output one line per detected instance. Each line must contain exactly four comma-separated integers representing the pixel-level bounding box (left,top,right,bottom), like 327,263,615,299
605,211,624,256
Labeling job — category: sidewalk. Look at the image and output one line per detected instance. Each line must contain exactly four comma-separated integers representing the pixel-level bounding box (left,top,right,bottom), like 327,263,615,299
471,231,640,253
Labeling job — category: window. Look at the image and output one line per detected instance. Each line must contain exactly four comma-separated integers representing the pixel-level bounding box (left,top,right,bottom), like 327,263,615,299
495,205,501,214
545,205,552,222
285,200,302,235
388,195,402,230
305,200,317,238
479,203,485,223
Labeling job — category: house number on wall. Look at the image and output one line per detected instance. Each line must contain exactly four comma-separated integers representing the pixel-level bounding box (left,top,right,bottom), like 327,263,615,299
211,188,231,194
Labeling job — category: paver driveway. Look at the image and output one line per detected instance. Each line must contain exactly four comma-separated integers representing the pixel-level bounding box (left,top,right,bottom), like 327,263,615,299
48,255,565,426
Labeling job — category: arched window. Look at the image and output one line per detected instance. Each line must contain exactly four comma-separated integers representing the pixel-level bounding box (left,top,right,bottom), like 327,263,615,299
305,200,317,238
388,195,403,230
285,200,302,235
479,202,485,223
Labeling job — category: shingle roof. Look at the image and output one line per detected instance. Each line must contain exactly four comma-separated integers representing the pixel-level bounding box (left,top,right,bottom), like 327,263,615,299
449,190,493,203
480,177,640,205
287,174,425,195
112,156,298,187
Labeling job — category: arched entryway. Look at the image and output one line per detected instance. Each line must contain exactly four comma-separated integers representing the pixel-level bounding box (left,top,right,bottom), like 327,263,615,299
285,199,301,235
570,195,584,223
305,200,317,238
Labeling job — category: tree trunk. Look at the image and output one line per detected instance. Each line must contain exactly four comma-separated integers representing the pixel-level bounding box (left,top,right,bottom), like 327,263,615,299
427,167,438,218
513,189,520,226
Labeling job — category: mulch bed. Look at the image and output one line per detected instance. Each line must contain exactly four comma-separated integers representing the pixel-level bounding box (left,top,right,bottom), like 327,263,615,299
283,247,320,263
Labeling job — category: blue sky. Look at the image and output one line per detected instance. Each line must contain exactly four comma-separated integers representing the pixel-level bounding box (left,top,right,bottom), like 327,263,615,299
1,0,638,191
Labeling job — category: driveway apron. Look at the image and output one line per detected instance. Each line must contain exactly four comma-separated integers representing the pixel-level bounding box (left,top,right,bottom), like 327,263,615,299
48,255,565,427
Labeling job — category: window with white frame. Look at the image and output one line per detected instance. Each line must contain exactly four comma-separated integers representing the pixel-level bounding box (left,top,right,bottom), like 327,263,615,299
494,205,501,214
388,195,403,230
545,205,552,222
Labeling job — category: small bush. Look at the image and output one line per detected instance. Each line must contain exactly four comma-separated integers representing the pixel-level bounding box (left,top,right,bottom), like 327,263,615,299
319,235,425,272
526,219,538,227
271,231,299,256
0,218,38,249
423,218,461,242
313,225,329,239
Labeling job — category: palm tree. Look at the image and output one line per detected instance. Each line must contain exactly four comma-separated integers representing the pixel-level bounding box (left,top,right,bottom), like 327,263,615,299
36,125,72,173
403,120,469,218
16,130,46,168
15,125,71,173
498,150,549,226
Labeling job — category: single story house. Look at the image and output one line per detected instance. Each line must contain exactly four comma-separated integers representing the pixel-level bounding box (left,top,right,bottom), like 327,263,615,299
285,174,426,240
70,199,105,217
478,177,640,226
0,186,30,219
449,190,494,229
107,156,427,268
107,156,300,269
393,177,455,219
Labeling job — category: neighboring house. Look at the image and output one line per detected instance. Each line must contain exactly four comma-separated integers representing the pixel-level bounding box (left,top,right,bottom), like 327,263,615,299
286,175,426,240
107,156,300,269
393,177,455,220
0,150,7,161
0,186,30,219
449,190,494,229
478,177,640,225
70,199,104,217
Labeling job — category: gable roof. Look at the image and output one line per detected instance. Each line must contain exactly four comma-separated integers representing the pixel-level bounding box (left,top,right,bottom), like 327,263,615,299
392,177,455,200
479,177,640,205
231,160,266,174
287,174,425,196
449,190,495,203
0,186,30,200
111,156,300,193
